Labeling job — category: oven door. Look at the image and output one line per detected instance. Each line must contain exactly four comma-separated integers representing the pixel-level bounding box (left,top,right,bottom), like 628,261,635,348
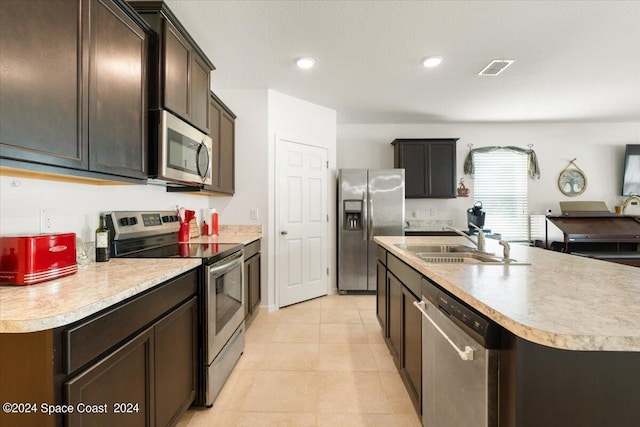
160,110,212,186
206,250,244,363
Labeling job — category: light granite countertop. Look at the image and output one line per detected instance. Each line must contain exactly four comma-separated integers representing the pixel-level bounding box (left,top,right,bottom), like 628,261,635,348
189,225,262,246
375,235,640,352
0,258,201,333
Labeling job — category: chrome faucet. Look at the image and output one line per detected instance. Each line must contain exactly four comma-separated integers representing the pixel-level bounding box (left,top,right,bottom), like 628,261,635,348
443,223,486,252
498,240,511,263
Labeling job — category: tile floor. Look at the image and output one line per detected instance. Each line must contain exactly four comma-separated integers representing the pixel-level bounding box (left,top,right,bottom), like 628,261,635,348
176,294,421,427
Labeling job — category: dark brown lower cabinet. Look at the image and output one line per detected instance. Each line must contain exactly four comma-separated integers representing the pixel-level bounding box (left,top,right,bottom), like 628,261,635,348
65,296,197,427
243,239,262,320
376,260,387,335
249,254,261,312
380,252,423,415
387,273,402,363
401,286,422,412
154,297,198,427
65,327,154,427
0,269,198,427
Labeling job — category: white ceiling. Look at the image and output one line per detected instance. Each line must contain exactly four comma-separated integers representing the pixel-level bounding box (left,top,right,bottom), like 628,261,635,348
166,0,640,124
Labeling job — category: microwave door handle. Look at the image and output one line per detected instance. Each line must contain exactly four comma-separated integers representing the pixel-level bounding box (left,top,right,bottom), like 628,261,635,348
196,141,210,180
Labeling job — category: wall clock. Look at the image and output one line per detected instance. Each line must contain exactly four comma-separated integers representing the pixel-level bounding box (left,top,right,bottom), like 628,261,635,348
558,159,587,196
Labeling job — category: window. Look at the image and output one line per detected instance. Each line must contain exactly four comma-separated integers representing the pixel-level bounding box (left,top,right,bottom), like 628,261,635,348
473,150,529,241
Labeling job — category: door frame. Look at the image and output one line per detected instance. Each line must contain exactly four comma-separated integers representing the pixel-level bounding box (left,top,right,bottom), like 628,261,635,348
274,134,330,309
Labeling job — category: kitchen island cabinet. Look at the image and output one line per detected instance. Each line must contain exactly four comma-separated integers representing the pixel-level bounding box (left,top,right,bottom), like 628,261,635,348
375,235,640,426
0,0,149,182
0,259,200,427
380,251,423,413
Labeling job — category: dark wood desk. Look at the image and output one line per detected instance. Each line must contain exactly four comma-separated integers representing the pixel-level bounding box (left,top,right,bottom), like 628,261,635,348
546,215,640,266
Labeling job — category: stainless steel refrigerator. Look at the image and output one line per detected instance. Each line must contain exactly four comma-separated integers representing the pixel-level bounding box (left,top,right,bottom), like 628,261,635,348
338,169,405,293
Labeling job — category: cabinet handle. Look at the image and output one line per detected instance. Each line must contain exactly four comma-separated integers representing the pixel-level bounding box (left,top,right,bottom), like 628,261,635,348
413,300,474,361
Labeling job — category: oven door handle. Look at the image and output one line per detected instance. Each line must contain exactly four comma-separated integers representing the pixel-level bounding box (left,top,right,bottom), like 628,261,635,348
208,251,244,275
413,300,474,361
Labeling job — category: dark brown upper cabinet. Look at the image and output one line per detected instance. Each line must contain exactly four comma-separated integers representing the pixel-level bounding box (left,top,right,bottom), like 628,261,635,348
0,0,149,181
392,138,458,198
204,92,236,194
129,1,214,134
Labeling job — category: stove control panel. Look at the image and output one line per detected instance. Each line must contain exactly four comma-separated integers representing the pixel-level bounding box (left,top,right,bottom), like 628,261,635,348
107,211,181,241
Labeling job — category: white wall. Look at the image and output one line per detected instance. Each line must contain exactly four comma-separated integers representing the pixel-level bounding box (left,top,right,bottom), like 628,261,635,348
338,122,640,228
212,89,270,310
209,89,337,311
268,90,338,307
0,177,211,241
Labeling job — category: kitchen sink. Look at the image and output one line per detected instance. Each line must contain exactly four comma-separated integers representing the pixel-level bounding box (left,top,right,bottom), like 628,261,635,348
417,252,530,265
394,243,530,265
394,244,475,253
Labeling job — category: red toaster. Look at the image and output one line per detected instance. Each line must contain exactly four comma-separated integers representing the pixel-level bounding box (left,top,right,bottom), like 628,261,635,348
0,233,78,285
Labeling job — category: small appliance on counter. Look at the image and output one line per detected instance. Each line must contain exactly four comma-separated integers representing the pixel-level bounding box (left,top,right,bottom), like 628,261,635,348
0,233,77,285
467,201,489,235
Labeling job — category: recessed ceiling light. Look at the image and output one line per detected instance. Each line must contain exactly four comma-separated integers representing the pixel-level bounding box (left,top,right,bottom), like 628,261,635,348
296,57,316,69
422,56,443,68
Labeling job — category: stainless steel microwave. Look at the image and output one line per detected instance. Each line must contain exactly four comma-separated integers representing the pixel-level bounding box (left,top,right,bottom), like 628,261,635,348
159,110,212,186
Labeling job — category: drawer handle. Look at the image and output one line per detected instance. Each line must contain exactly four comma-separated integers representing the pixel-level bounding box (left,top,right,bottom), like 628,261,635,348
413,300,474,361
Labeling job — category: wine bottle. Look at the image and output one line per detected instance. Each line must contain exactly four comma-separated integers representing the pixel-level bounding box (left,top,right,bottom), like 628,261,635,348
95,213,110,262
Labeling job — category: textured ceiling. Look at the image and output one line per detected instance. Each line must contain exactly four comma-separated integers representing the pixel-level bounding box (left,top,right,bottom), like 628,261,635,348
166,0,640,124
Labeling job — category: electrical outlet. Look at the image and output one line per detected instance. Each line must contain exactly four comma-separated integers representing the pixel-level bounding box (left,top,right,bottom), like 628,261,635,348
40,209,54,233
250,208,259,221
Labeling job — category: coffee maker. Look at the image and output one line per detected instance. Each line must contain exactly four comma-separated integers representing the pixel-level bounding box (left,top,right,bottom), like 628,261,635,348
467,201,486,234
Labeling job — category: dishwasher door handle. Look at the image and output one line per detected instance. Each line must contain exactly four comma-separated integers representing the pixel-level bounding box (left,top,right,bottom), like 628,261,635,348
413,300,474,361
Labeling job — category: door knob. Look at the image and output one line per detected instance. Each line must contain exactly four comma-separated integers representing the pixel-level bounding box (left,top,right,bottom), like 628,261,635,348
281,230,288,235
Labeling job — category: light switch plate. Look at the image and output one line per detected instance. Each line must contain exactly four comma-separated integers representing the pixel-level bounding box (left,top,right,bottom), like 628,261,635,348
250,208,259,221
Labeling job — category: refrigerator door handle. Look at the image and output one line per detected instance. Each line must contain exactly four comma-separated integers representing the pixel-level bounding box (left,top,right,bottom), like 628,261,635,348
362,192,367,241
368,198,373,241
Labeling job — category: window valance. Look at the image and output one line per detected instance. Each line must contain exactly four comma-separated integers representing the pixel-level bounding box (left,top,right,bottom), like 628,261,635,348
463,146,540,179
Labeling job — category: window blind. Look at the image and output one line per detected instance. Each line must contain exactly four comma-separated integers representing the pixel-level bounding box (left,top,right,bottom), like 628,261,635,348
473,150,529,241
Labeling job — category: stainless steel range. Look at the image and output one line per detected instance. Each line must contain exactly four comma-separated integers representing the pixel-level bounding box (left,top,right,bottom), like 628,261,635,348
106,211,245,407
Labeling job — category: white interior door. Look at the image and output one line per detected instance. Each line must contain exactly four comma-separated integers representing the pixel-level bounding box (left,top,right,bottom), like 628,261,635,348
277,139,328,307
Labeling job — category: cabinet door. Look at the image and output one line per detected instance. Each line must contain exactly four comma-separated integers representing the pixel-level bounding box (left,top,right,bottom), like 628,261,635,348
243,259,250,319
387,273,402,363
190,53,210,133
376,261,387,336
154,297,198,427
203,93,235,194
163,21,190,120
88,0,147,179
428,141,456,198
0,0,87,170
219,109,235,194
393,139,457,198
65,327,154,427
207,97,222,191
402,286,422,412
249,253,261,312
399,143,428,197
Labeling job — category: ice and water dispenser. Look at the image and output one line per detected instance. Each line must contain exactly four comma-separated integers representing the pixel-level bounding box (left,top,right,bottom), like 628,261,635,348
343,200,363,230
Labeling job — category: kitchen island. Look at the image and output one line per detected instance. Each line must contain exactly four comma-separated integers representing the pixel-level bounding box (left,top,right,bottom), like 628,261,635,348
375,236,640,427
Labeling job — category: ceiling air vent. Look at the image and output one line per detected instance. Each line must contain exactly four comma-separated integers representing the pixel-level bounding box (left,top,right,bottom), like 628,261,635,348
478,60,514,76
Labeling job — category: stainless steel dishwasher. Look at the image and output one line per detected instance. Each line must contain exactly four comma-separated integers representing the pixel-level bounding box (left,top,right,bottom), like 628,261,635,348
414,278,500,427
